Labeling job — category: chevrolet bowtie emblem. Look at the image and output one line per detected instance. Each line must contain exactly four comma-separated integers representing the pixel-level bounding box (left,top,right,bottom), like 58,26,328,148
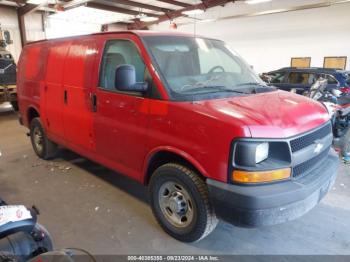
314,140,324,154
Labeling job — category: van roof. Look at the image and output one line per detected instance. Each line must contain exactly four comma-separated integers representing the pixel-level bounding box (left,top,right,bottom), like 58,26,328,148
271,67,345,74
25,30,207,46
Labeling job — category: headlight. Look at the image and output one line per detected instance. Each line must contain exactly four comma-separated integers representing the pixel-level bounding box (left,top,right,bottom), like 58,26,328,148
234,141,269,166
255,142,269,164
231,140,291,184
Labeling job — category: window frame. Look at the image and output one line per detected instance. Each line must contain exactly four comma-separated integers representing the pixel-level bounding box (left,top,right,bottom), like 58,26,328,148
269,71,287,84
324,74,339,85
98,38,152,97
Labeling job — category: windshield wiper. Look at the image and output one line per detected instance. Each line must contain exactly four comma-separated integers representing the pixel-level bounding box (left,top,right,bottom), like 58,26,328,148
234,82,272,94
181,85,251,94
235,82,267,87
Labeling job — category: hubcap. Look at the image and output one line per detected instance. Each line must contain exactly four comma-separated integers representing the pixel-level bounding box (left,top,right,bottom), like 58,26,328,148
33,127,43,153
158,181,194,228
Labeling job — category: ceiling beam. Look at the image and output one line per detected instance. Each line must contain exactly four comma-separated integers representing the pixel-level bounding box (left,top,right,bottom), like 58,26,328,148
16,1,47,46
18,3,41,15
17,9,26,46
109,0,174,12
1,0,27,5
128,0,232,29
155,0,191,8
86,2,160,17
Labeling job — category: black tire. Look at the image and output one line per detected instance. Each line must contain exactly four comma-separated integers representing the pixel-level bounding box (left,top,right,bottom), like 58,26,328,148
149,163,218,242
10,101,18,111
340,128,350,156
30,117,58,160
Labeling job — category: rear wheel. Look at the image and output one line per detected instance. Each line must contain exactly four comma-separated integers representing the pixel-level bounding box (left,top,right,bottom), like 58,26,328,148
30,117,58,160
149,163,218,242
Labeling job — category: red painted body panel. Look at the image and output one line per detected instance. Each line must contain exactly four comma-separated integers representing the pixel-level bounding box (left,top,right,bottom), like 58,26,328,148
17,32,329,184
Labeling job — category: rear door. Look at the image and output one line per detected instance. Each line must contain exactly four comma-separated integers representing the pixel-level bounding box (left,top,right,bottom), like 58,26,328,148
62,40,97,151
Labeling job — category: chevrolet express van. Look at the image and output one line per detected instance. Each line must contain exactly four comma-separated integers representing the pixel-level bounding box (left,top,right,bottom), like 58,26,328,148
17,31,339,242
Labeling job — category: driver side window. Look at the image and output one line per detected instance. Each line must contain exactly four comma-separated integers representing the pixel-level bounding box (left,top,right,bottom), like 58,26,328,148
99,40,146,90
198,47,241,74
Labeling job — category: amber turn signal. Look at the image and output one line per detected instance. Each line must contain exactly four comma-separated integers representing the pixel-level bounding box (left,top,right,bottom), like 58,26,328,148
232,168,291,183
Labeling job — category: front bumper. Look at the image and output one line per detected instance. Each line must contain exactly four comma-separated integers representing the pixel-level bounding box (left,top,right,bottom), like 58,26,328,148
207,149,339,227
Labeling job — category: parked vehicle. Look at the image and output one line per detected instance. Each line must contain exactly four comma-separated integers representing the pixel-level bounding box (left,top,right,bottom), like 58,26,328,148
306,78,350,156
17,31,339,242
265,67,350,95
0,28,18,110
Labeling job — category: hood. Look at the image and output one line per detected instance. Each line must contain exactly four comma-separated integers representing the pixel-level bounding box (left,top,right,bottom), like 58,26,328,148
195,90,330,138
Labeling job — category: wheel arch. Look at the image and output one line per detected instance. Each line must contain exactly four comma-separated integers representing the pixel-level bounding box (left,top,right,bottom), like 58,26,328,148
143,147,208,185
27,106,40,126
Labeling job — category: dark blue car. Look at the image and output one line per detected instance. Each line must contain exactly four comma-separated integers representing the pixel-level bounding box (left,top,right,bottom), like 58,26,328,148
266,67,350,95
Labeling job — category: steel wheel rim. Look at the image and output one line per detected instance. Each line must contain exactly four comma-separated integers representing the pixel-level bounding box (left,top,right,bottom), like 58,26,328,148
33,127,43,154
158,181,194,228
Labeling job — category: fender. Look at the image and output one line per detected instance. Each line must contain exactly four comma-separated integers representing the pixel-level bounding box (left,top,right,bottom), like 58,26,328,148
142,146,209,183
25,104,41,127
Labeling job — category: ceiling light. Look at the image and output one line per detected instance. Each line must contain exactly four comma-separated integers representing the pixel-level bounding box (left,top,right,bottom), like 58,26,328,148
182,9,205,15
245,0,272,4
27,0,47,4
49,6,133,25
140,16,158,22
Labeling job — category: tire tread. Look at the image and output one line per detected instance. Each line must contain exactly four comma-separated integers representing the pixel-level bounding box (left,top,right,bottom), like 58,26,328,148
150,162,218,242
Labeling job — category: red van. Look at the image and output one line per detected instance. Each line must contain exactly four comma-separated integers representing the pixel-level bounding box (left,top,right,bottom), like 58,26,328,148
17,31,339,242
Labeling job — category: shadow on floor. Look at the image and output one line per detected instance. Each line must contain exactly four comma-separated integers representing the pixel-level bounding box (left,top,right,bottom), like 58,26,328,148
57,149,149,205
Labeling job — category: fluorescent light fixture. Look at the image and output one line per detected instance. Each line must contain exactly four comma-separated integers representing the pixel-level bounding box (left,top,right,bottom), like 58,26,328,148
182,9,205,15
27,0,47,4
140,16,159,22
245,0,272,4
198,18,216,23
49,6,133,25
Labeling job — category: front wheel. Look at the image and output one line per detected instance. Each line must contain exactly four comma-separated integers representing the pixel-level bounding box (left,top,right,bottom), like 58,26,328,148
149,163,218,242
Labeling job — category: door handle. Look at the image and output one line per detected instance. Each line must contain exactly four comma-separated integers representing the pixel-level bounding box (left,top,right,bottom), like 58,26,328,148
91,93,97,112
64,90,68,104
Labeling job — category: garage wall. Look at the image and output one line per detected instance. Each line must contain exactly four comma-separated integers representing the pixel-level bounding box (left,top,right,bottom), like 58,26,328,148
24,12,45,43
0,6,44,62
151,1,350,73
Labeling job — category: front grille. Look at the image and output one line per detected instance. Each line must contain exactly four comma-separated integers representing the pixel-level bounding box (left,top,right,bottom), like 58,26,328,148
293,146,330,178
290,123,332,152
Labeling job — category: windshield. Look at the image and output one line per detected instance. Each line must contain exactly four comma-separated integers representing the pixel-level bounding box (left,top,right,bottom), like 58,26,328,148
142,36,272,101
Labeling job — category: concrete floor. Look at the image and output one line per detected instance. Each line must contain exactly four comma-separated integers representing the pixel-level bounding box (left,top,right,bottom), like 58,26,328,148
0,103,349,255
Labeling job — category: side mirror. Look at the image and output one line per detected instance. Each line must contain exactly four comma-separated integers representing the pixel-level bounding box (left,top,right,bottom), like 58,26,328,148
115,64,148,92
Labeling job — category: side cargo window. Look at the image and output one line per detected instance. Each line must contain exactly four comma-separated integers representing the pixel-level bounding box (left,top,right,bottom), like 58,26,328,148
99,39,160,98
270,72,285,84
287,72,311,85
